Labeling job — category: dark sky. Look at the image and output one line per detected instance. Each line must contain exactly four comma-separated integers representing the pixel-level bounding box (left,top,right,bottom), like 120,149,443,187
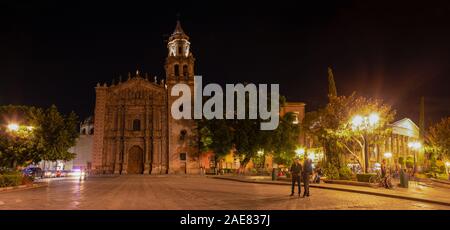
1,1,450,126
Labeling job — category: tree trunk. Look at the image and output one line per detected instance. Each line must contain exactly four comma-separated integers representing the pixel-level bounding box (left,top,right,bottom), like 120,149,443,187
240,156,251,175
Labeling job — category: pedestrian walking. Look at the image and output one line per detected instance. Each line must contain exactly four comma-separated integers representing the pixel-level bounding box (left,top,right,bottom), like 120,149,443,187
302,155,313,197
290,157,302,196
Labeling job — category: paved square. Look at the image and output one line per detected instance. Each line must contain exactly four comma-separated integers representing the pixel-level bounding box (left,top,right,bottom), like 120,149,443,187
0,176,448,210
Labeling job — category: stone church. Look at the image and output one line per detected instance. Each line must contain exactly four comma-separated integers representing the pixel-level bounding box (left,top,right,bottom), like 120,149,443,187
92,21,200,174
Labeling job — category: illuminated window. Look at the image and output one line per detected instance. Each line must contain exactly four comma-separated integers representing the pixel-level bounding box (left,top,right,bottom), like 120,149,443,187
292,112,299,124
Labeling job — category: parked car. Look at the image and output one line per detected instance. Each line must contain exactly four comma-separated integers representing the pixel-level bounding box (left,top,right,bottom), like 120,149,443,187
43,170,56,178
22,167,44,178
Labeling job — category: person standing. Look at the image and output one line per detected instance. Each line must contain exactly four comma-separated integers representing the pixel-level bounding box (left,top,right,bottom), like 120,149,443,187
303,155,313,197
290,158,302,196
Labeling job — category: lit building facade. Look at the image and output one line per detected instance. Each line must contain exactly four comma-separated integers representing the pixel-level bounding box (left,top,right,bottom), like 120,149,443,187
92,21,201,174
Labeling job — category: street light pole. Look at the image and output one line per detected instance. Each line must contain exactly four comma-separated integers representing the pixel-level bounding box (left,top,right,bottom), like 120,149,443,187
363,134,369,173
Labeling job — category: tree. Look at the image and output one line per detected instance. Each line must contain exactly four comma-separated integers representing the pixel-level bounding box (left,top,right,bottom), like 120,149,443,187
198,118,234,172
32,105,79,163
419,97,425,140
302,93,396,172
0,105,79,169
272,112,301,165
427,117,450,164
328,67,338,99
198,95,300,173
0,106,40,169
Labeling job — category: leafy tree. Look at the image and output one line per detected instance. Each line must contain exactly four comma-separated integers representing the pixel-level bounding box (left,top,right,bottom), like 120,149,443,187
427,117,450,164
198,118,234,171
0,106,40,168
272,112,300,165
302,93,395,172
0,105,79,169
198,95,300,172
32,105,79,162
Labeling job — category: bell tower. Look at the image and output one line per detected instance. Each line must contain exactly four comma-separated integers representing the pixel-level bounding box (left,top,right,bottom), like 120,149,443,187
165,21,199,174
165,20,195,85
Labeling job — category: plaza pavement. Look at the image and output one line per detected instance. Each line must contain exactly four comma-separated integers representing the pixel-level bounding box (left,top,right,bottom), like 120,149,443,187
0,175,449,210
212,175,450,206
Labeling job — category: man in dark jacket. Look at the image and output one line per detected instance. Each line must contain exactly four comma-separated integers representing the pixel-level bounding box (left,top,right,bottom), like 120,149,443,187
303,155,313,197
290,158,302,196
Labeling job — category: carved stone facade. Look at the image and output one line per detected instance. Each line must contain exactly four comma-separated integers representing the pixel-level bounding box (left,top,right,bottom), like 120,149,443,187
92,21,200,174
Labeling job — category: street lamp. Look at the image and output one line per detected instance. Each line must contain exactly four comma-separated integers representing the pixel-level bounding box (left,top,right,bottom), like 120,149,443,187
7,123,19,132
408,141,422,176
384,152,392,172
351,113,380,173
295,148,305,157
384,152,392,159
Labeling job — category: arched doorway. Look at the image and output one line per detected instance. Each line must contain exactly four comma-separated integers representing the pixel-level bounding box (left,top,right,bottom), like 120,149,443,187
127,146,144,174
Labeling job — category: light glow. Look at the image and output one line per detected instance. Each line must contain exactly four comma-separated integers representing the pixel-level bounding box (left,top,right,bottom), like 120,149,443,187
384,152,392,158
368,113,380,126
408,141,422,150
7,123,19,132
295,148,305,156
351,115,364,129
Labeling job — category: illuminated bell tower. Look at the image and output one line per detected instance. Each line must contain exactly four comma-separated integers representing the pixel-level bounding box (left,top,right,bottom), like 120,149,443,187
165,21,199,174
165,20,195,85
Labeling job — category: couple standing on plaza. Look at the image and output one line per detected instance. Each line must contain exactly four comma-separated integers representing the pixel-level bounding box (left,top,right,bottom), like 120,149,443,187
290,155,313,197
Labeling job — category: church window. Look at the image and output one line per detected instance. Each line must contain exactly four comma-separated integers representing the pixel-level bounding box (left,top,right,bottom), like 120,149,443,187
89,128,94,135
81,129,86,135
183,65,188,79
178,46,183,56
132,119,141,131
174,64,180,77
180,153,187,161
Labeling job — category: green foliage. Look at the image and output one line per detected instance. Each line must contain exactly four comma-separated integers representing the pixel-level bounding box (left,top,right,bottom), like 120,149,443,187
427,116,450,162
0,171,22,187
339,166,353,180
272,112,301,165
356,173,376,182
398,157,405,166
198,95,300,169
0,105,79,168
302,93,396,170
323,163,339,180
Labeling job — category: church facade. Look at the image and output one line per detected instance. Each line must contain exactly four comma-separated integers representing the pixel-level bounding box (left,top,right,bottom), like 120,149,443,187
91,21,200,174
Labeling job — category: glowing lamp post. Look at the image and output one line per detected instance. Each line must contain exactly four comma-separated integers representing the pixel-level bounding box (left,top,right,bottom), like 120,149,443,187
384,152,392,171
351,113,380,173
408,141,422,176
7,123,20,132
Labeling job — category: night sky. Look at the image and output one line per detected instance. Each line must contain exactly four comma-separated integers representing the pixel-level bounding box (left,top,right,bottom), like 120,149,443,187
1,1,450,126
